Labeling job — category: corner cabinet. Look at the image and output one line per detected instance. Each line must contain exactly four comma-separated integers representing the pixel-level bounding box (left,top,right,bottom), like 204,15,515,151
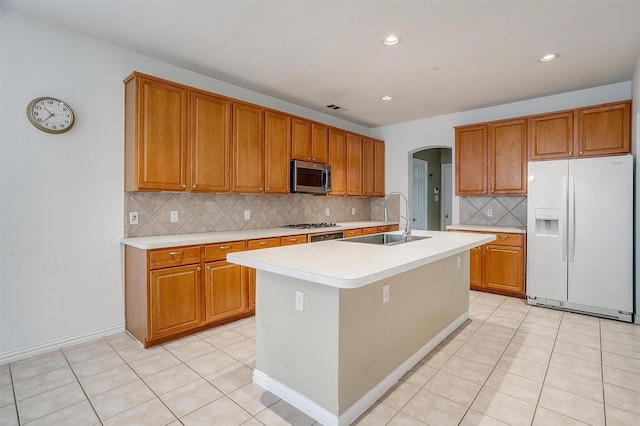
452,230,526,298
455,120,527,196
363,138,385,197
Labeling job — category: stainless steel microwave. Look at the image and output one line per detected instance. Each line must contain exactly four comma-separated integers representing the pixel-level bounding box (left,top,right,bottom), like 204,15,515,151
290,160,331,194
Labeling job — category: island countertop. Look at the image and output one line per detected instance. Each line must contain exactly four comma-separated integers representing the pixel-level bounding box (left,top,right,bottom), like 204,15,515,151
227,230,494,288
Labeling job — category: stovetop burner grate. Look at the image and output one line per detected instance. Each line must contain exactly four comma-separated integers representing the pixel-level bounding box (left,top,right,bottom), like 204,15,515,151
282,223,338,229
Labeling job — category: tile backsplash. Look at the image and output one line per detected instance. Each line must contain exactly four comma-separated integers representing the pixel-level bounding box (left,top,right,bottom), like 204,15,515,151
124,192,399,237
460,196,527,227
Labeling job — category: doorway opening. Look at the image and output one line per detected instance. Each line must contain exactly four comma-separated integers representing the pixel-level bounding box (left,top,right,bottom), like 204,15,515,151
409,147,453,231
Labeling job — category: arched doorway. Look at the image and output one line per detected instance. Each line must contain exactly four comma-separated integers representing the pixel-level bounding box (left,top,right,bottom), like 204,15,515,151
408,147,453,230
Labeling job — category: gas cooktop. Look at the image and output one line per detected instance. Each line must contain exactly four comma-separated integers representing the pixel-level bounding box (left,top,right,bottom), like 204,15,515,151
282,223,338,229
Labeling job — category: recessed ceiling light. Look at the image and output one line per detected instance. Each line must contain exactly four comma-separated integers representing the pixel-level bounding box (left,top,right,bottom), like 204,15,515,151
539,53,559,62
381,95,393,101
382,35,400,46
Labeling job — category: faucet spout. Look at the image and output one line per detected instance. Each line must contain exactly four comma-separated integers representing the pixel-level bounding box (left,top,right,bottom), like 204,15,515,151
385,191,412,240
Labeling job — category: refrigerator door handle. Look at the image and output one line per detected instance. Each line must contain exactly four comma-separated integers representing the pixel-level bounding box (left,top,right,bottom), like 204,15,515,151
568,175,576,262
562,175,567,262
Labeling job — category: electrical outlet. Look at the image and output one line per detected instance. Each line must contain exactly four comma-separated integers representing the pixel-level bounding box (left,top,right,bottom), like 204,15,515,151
325,208,330,216
170,211,178,223
383,284,390,303
295,291,304,312
129,212,139,225
244,210,250,220
487,208,493,217
351,207,356,215
457,256,461,269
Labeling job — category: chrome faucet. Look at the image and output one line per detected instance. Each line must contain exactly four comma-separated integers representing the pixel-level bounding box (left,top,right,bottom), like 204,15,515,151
385,191,412,240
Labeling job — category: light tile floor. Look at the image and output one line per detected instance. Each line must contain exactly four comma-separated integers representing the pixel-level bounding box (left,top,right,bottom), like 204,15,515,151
1,291,639,425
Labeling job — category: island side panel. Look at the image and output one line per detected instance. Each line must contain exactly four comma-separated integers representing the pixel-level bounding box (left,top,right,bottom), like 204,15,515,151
255,270,341,414
337,252,470,412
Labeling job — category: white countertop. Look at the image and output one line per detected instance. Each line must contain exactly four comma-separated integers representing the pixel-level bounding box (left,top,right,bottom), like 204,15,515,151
447,224,526,234
120,221,398,249
227,230,494,288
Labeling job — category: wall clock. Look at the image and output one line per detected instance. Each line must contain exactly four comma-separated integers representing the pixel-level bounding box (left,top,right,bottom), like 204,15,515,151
26,97,75,134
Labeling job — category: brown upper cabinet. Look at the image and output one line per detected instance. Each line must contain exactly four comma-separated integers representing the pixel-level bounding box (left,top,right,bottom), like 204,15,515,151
191,91,232,192
529,100,631,160
346,133,363,196
291,119,329,163
456,119,527,196
329,129,347,196
124,73,189,191
363,138,385,197
264,111,292,193
125,72,383,195
232,102,264,193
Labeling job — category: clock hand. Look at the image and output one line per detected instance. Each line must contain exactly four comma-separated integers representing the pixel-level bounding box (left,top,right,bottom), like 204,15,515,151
42,113,55,122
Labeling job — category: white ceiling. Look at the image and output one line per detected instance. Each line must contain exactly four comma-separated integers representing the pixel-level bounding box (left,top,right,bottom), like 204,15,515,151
3,0,639,128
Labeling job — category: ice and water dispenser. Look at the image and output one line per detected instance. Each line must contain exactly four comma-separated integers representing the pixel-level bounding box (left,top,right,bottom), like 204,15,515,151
535,208,559,236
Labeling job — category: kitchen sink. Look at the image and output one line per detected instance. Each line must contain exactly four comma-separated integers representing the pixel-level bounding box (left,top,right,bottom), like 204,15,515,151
342,233,431,246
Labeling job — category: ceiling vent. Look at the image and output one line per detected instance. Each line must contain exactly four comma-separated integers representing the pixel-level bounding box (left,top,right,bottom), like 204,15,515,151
326,104,347,112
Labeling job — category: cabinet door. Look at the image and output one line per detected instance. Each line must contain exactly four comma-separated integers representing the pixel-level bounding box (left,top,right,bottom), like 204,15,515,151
469,246,484,291
528,112,574,160
489,119,527,194
291,118,311,161
232,103,264,192
362,138,375,196
136,77,188,191
149,265,201,340
346,133,363,196
311,123,329,163
328,129,347,196
374,140,385,196
204,262,247,323
484,244,524,297
264,111,291,193
455,125,488,195
576,101,631,157
191,91,232,192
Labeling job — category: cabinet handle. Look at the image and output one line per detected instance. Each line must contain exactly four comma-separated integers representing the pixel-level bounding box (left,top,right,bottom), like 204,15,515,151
259,241,268,245
579,151,583,155
219,245,231,250
207,265,213,271
169,251,183,256
197,266,201,271
499,235,508,241
192,185,196,189
289,238,298,242
182,184,186,189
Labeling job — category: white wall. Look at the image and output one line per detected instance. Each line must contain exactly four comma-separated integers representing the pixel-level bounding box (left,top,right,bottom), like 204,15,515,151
371,82,633,226
0,11,369,361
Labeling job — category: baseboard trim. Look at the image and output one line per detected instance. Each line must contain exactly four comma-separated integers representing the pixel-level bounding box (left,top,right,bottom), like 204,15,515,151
253,311,469,426
0,323,125,365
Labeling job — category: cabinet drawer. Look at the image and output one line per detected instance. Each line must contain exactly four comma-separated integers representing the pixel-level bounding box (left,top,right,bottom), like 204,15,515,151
280,235,307,246
344,228,363,238
362,226,378,235
377,226,390,233
488,233,524,247
248,237,280,250
204,241,246,262
149,246,201,270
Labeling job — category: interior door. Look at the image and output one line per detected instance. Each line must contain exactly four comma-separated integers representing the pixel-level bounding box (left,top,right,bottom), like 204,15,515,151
567,155,633,312
412,159,427,230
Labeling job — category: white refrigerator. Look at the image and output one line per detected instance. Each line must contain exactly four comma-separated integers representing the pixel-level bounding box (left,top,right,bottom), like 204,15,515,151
526,155,633,322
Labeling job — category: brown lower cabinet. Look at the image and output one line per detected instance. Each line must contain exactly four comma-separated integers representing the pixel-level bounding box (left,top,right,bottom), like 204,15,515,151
124,225,400,347
455,231,526,298
125,242,253,348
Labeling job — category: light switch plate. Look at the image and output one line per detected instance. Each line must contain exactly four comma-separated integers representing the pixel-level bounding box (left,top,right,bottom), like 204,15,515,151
325,208,330,216
383,284,390,303
244,210,250,220
170,211,178,223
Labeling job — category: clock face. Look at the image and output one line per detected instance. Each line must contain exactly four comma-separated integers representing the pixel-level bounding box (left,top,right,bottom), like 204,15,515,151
27,97,75,133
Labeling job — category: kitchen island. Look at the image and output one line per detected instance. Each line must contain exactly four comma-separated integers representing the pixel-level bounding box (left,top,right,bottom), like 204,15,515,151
227,230,494,426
